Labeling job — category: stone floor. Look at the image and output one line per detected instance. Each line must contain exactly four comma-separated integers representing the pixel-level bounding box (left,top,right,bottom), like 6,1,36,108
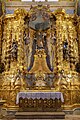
0,115,80,120
0,109,80,120
65,115,80,120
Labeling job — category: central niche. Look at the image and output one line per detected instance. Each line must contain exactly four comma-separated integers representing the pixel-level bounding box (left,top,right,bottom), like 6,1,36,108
24,4,56,89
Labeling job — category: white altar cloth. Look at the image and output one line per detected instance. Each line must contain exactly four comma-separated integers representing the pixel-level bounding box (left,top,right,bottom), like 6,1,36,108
16,92,64,104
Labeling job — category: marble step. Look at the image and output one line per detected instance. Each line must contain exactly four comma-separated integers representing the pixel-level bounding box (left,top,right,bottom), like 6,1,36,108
15,112,65,119
14,119,65,120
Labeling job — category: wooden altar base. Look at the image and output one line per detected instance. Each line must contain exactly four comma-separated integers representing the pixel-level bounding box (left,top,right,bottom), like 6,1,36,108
15,112,65,119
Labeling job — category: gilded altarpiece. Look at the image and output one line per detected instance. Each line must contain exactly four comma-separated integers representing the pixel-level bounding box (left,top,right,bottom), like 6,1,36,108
0,4,80,110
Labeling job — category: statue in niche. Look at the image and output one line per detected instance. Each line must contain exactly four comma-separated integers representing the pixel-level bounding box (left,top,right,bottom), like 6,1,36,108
23,31,30,45
14,69,26,89
11,40,18,61
34,31,46,49
25,5,56,72
52,34,56,45
63,40,69,61
14,69,21,88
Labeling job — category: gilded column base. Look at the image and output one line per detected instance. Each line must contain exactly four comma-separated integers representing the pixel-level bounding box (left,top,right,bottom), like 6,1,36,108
62,104,80,110
6,105,19,111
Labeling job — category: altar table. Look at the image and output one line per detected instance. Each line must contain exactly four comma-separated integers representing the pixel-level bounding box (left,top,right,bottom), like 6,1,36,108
16,92,64,112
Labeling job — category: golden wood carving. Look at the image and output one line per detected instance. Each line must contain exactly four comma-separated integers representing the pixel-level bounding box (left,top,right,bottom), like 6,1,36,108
0,5,80,110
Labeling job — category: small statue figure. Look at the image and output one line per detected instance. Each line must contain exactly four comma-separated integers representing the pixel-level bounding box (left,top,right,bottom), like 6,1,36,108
63,40,69,60
14,69,26,90
11,40,18,61
23,32,30,45
14,69,21,86
34,32,46,49
52,34,56,45
34,71,47,87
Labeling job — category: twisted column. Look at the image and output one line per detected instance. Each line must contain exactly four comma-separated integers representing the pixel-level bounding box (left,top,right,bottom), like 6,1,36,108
17,18,25,71
2,16,14,71
53,10,65,90
77,17,80,63
55,13,64,73
67,16,78,70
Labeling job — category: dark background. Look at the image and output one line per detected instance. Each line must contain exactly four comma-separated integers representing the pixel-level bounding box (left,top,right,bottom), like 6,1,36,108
0,2,3,17
77,1,80,16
